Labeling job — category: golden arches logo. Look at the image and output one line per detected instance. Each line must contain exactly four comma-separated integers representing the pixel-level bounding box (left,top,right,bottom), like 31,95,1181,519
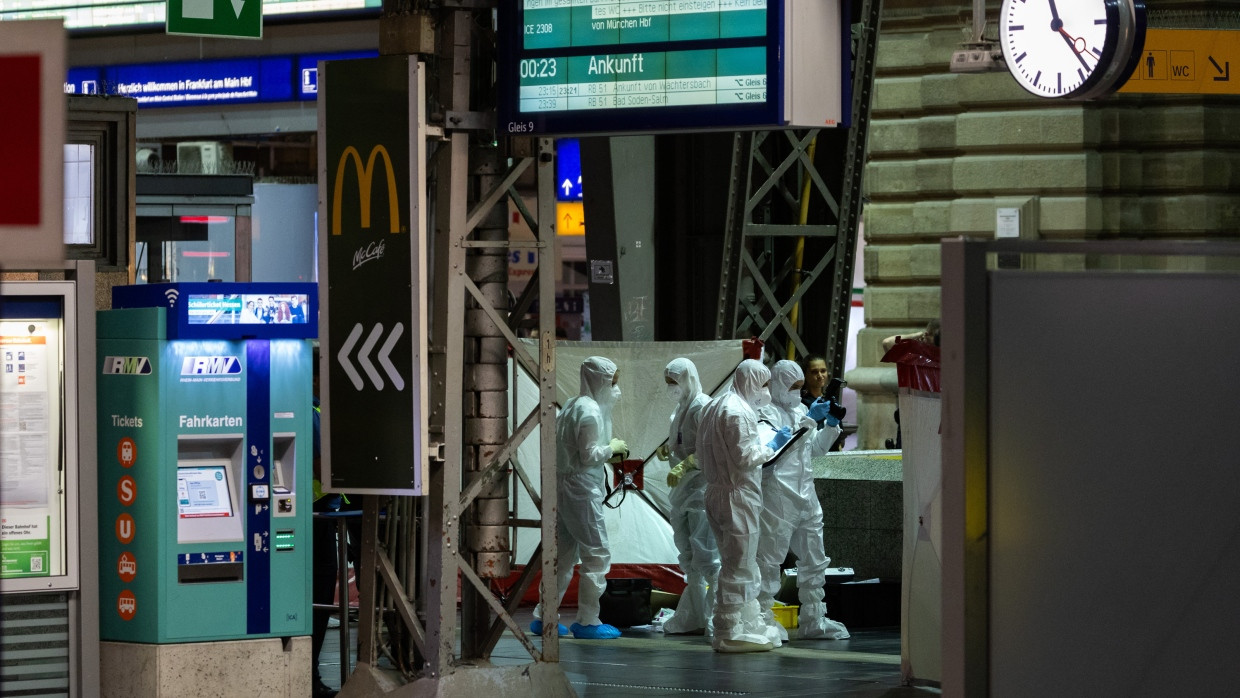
332,145,401,236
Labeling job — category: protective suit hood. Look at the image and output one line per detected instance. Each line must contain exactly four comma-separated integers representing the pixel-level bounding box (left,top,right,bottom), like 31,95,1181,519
770,360,804,410
579,356,618,406
665,357,704,409
732,359,771,410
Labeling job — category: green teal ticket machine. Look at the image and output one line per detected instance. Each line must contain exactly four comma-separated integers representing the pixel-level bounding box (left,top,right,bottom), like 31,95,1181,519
97,283,315,654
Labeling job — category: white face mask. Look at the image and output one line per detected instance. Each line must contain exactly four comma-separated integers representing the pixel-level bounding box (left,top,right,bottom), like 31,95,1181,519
750,387,772,409
596,380,620,406
774,386,800,408
667,383,683,400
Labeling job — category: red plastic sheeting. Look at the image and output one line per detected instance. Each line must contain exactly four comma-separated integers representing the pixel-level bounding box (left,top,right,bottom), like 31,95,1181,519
499,564,687,606
881,339,941,393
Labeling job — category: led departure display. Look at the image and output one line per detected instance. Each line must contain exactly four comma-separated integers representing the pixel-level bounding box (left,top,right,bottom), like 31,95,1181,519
516,46,767,113
520,0,768,49
498,1,848,136
499,1,782,135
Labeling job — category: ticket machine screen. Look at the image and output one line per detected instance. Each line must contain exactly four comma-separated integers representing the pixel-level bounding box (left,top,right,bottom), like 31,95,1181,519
177,465,235,519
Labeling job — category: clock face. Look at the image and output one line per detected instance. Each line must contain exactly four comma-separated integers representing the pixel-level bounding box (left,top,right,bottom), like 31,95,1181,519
1000,0,1121,98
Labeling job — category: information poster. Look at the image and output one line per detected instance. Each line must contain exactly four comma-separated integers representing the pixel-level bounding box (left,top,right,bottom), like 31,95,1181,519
0,320,63,579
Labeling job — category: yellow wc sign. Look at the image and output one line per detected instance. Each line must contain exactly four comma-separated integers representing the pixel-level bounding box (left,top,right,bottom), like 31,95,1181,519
1119,29,1239,95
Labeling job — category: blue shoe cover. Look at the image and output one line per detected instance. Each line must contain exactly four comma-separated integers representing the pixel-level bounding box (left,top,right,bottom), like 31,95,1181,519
530,620,568,636
570,623,621,639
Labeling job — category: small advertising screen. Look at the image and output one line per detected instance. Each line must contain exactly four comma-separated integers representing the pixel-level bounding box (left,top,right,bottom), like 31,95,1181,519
186,293,311,326
113,282,318,340
177,466,234,519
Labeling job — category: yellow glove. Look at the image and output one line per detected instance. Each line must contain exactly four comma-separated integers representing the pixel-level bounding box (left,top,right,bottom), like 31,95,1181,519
655,443,671,461
609,438,628,457
666,462,686,487
682,453,698,471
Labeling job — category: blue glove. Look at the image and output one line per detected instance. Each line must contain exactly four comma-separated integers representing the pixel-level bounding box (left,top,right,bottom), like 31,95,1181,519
807,398,833,423
767,425,793,450
808,398,843,428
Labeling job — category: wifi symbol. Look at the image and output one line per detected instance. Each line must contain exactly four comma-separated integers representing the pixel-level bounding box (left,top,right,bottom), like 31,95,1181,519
165,289,180,307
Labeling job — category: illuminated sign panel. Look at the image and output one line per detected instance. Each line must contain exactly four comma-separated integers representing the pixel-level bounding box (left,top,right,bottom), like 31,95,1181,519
63,51,376,107
498,0,848,136
556,138,582,201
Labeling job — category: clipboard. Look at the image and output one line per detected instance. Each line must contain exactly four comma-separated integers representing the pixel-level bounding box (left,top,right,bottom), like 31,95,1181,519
756,420,810,468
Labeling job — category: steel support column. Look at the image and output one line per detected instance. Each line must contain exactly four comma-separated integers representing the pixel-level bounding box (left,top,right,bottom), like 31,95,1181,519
715,0,882,379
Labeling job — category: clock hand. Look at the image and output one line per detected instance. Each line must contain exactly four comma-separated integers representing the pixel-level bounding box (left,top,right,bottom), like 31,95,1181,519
1058,28,1092,71
1047,0,1062,27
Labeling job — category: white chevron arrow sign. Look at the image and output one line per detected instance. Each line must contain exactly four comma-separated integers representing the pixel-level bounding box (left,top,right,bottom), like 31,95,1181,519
337,322,405,391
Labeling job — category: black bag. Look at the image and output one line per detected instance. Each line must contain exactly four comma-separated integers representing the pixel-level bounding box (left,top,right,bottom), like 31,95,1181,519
597,578,652,628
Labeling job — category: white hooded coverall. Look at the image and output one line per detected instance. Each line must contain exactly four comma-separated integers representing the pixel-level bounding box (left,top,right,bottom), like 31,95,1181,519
758,360,850,640
533,356,619,628
696,359,783,652
661,358,720,635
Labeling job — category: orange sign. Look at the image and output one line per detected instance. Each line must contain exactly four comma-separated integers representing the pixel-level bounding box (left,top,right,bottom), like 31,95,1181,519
117,590,137,621
1119,29,1240,95
117,552,137,583
556,201,586,236
117,476,137,506
117,437,136,468
115,513,135,544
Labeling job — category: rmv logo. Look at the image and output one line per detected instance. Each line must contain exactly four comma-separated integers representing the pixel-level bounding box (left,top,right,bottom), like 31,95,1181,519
181,356,242,375
103,356,152,375
332,145,401,236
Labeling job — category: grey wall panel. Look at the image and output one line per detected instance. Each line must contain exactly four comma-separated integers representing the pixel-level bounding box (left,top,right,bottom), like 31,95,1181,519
988,271,1240,697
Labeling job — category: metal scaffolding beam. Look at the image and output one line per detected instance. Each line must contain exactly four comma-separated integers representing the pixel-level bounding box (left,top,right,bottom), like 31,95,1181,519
715,0,883,379
342,6,568,696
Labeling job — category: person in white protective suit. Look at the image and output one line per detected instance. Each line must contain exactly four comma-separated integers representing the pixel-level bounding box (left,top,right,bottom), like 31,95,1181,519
696,359,791,653
530,357,628,640
757,360,851,641
655,358,720,635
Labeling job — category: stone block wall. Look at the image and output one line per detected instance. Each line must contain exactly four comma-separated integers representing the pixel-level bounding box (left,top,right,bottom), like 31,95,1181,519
814,451,903,580
848,0,1240,449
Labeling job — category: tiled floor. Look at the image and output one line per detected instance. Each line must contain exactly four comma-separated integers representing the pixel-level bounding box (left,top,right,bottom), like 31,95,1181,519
320,610,940,697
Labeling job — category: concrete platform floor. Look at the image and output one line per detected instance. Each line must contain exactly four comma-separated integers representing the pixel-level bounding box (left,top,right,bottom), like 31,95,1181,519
319,609,940,697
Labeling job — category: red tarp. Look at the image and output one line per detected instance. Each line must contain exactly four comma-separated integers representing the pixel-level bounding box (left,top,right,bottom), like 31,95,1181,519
881,339,941,393
495,563,687,606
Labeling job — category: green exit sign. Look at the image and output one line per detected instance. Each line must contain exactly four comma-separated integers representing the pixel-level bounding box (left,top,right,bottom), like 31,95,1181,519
167,0,262,39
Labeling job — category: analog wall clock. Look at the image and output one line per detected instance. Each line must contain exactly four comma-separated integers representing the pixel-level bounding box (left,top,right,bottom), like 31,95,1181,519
1000,0,1146,99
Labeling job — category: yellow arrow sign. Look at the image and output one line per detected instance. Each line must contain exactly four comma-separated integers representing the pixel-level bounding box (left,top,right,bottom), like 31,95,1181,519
1119,28,1239,95
556,201,586,237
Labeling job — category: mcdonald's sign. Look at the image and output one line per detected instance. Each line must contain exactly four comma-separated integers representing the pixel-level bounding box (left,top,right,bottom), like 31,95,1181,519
331,145,402,236
319,54,429,496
